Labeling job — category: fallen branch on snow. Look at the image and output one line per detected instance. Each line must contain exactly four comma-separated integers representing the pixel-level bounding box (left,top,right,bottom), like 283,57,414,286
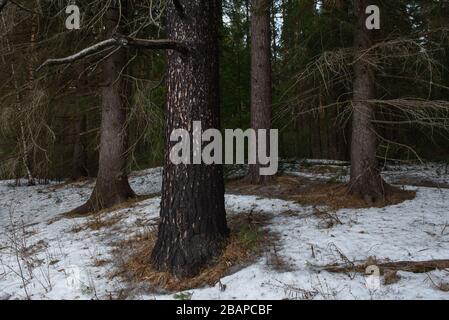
322,259,449,274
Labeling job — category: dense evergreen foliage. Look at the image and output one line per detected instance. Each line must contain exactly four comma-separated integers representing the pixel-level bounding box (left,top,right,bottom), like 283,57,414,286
1,1,448,182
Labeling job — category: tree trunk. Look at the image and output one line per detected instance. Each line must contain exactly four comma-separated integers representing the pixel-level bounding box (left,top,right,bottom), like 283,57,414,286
70,112,88,181
246,0,274,184
70,2,134,214
348,0,386,203
151,0,229,278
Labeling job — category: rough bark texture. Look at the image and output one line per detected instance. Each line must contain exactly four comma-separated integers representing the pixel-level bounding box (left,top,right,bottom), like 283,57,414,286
247,0,274,184
151,0,229,278
70,2,134,214
348,0,386,203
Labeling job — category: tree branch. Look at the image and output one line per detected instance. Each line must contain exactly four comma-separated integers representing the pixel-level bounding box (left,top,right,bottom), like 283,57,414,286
36,35,188,72
125,37,188,54
36,39,118,71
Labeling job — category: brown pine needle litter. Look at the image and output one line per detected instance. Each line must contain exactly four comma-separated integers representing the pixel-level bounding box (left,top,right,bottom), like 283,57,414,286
227,174,416,210
109,212,283,293
292,183,416,210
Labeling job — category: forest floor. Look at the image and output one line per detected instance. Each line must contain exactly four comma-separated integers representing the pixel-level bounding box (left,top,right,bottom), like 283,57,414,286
1,160,449,300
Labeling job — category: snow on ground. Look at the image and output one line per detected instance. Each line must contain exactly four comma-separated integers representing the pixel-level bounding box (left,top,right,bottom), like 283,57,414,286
0,162,449,300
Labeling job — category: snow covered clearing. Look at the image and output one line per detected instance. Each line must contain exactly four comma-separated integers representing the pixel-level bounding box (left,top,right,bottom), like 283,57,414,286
1,162,449,300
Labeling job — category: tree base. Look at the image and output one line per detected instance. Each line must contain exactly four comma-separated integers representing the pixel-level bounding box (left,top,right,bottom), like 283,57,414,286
245,165,276,185
151,232,228,279
348,175,390,205
68,181,135,216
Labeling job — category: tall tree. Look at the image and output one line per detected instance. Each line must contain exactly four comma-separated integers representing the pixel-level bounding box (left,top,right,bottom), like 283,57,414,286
70,2,135,214
348,0,386,202
151,0,229,278
246,0,274,184
35,1,188,210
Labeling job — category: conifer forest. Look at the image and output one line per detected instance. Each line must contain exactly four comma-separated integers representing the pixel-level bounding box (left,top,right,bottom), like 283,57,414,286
0,0,449,303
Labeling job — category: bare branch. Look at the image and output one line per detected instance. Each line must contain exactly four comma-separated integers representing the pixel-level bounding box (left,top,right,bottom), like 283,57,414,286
36,35,188,72
125,37,188,54
36,39,118,71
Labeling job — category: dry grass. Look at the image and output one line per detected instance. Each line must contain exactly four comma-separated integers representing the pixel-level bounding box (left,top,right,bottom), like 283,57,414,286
86,214,124,231
93,258,111,267
292,183,416,210
109,212,280,293
227,174,416,210
383,270,400,285
69,211,125,233
266,243,296,272
227,175,321,200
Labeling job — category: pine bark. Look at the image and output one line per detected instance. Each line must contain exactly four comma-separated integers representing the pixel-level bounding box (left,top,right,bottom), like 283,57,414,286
151,0,229,278
246,0,274,184
348,0,386,203
70,2,134,214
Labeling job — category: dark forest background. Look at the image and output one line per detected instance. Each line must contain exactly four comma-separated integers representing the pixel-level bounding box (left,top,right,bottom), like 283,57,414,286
0,0,448,182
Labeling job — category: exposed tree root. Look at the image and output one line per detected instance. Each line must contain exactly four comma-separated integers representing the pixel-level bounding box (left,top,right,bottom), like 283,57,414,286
347,176,391,205
65,189,142,217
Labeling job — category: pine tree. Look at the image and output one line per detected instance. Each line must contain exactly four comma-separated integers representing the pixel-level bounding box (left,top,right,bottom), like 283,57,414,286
246,0,274,184
70,1,135,214
151,0,229,278
348,0,386,202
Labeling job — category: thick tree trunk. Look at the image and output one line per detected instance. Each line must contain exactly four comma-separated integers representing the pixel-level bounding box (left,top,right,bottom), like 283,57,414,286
348,0,386,203
246,0,274,184
151,0,229,278
70,2,134,214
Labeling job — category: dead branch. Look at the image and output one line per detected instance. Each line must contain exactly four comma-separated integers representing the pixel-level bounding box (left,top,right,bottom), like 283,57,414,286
324,259,449,274
125,36,188,54
36,35,188,72
36,39,118,71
